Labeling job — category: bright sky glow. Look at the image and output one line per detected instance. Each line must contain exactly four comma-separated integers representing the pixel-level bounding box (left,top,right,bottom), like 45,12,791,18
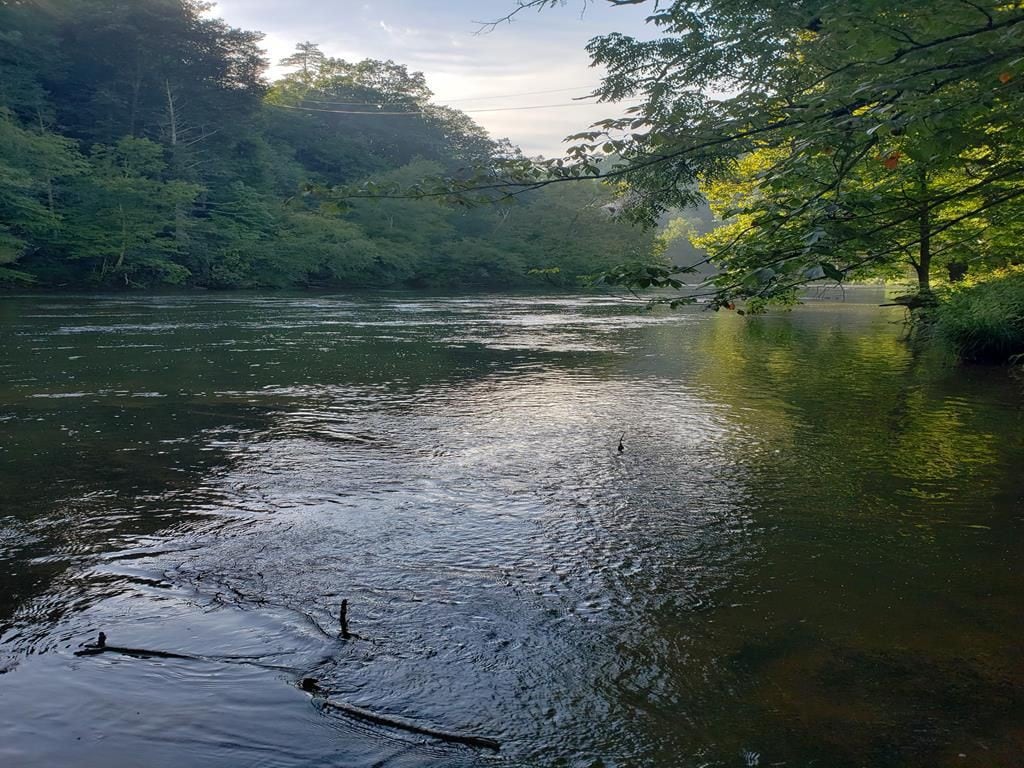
208,0,653,156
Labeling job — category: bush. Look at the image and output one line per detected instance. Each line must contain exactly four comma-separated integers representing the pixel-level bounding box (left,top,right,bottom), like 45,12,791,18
934,270,1024,363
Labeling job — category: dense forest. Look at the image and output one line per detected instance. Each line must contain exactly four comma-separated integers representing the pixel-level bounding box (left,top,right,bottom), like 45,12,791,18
0,0,659,290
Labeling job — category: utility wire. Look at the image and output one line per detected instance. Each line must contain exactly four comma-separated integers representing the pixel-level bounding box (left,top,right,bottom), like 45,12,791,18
443,84,601,102
302,84,602,108
272,104,426,115
272,100,636,116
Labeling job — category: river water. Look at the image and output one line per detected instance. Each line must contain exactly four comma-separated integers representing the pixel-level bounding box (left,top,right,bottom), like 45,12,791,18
0,292,1021,768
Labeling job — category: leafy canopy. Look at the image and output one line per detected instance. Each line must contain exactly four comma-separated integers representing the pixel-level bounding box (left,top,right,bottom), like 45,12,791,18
414,0,1024,307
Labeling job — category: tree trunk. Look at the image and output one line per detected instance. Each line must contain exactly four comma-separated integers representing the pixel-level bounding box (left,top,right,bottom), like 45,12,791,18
37,111,55,216
163,80,189,247
915,209,931,293
914,171,932,294
115,204,128,270
164,79,178,147
129,62,143,137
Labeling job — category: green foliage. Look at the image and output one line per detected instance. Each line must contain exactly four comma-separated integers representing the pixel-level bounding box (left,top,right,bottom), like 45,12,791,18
463,1,1024,309
934,269,1024,363
0,110,86,282
0,2,657,291
60,137,201,286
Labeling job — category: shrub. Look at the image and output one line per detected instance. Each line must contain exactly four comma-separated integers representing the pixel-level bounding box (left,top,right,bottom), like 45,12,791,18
934,269,1024,364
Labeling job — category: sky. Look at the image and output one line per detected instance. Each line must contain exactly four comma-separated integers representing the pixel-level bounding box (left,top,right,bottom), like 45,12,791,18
207,0,654,156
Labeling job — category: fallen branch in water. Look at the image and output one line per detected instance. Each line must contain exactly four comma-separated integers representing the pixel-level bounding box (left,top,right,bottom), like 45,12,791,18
72,632,286,666
74,645,194,659
73,633,496,749
300,678,500,751
73,631,196,659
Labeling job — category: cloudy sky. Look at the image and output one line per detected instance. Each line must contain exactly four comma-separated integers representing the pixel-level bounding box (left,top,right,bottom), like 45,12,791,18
208,0,654,156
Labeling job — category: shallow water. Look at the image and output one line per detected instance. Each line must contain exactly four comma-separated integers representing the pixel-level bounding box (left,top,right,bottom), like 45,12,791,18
1,291,1022,768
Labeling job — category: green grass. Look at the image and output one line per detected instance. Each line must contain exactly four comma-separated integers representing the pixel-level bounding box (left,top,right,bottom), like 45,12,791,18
934,270,1024,364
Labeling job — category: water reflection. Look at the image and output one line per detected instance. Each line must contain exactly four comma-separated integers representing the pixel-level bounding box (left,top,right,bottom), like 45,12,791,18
1,293,1022,768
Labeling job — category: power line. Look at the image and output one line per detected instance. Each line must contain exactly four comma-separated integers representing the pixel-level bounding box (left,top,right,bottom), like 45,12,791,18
301,85,602,109
303,100,408,107
272,100,635,117
273,104,426,116
444,84,600,103
466,101,618,113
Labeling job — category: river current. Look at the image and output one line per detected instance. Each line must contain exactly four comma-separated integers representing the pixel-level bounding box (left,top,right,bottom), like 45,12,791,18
0,292,1021,767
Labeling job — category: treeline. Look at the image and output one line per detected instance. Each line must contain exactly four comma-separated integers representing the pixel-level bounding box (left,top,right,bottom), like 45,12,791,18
0,0,655,290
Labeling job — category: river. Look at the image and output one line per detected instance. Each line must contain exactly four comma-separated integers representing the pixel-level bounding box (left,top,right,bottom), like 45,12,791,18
0,292,1021,768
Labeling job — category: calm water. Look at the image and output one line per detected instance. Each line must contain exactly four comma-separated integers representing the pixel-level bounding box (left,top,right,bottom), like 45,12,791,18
0,292,1022,768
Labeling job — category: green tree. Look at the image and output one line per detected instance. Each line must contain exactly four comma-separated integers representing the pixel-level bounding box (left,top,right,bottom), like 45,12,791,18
0,111,85,283
456,1,1024,306
279,41,327,86
64,137,201,285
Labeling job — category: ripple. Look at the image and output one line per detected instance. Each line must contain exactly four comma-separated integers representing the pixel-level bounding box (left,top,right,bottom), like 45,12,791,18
2,291,1022,768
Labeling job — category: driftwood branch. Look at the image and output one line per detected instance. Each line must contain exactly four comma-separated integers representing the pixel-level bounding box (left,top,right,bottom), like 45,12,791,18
72,633,285,665
74,645,194,659
74,632,499,751
300,678,500,751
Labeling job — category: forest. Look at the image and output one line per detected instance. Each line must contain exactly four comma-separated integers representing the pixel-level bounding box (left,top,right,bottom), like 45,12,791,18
0,0,659,290
2,4,1024,766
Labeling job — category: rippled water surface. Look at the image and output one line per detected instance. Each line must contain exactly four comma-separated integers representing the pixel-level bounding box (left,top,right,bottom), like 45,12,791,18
1,292,1022,768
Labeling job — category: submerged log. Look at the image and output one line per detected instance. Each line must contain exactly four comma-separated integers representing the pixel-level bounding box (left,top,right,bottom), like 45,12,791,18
75,631,193,659
75,634,497,750
300,678,500,751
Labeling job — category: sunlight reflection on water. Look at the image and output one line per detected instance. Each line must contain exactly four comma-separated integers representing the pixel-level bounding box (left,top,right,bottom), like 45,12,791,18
1,292,1022,768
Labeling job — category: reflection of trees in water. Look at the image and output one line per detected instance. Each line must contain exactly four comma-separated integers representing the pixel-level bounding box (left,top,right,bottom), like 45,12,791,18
623,307,1024,767
692,310,1007,507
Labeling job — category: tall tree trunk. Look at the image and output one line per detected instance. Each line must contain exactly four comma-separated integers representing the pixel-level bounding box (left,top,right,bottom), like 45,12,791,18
36,110,55,216
115,204,128,270
915,205,931,293
129,62,143,137
914,170,932,294
164,80,189,247
164,79,177,147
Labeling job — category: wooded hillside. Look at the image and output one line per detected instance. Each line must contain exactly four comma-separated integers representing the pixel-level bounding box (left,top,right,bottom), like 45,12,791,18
0,0,656,289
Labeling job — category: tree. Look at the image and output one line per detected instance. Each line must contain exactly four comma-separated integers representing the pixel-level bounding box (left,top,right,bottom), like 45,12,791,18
0,110,85,283
269,45,497,176
279,41,327,86
417,0,1024,307
63,137,201,285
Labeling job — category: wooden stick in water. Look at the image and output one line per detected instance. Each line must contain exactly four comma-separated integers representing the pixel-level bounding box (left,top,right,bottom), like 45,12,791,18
339,600,350,639
74,645,195,659
301,678,500,751
74,633,194,660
